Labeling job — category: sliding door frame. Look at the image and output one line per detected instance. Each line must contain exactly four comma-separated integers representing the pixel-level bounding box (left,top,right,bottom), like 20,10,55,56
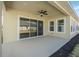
17,16,44,40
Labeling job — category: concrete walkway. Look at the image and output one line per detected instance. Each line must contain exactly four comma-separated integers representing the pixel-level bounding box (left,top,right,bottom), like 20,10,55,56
2,36,70,57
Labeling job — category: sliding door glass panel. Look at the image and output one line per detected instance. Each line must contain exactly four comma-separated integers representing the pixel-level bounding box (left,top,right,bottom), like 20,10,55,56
30,20,37,37
50,21,54,31
20,18,30,38
58,19,64,32
38,21,43,36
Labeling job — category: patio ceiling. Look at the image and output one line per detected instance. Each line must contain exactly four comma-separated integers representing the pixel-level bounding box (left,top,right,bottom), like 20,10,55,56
4,1,66,19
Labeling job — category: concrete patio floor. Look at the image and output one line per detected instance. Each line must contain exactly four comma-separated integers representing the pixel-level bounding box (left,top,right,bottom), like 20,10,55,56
2,36,70,57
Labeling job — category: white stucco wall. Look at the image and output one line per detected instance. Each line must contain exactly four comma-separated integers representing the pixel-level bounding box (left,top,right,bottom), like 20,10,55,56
47,16,71,39
0,1,2,57
3,3,78,44
70,17,79,39
3,3,68,43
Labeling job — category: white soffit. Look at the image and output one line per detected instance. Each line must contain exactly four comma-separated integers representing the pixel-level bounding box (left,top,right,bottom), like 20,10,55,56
48,1,79,22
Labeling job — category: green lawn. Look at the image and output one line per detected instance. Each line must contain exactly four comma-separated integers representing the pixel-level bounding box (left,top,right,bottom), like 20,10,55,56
70,44,79,57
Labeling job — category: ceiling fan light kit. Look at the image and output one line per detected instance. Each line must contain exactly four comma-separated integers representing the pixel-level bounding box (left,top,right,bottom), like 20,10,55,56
38,10,48,17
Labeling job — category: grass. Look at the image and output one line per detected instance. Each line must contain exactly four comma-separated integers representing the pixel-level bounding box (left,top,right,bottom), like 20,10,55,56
69,43,79,57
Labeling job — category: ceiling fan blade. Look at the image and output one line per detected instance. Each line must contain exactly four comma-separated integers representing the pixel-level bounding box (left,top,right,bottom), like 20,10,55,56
41,10,44,12
44,13,48,15
44,11,47,12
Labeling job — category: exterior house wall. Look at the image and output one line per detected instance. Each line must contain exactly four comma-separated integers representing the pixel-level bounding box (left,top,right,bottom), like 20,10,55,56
70,17,79,39
49,16,70,39
0,1,79,57
2,2,79,43
0,1,2,57
3,9,44,43
0,3,1,44
3,6,67,43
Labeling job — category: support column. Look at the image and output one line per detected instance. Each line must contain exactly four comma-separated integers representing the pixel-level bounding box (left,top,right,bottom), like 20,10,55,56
65,16,71,39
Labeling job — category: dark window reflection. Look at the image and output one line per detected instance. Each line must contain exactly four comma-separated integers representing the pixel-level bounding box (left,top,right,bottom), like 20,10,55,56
58,19,64,32
20,17,30,38
38,21,43,36
30,20,37,37
20,17,43,39
50,21,54,31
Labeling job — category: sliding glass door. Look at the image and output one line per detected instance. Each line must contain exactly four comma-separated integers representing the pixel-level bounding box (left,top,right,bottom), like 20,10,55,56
20,18,30,38
38,21,43,36
19,17,43,39
30,20,37,37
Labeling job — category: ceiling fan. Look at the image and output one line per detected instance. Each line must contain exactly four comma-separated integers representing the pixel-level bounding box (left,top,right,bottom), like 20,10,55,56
38,10,48,17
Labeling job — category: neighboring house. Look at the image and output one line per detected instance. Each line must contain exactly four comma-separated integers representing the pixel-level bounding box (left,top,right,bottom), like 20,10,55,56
1,1,79,57
2,1,79,43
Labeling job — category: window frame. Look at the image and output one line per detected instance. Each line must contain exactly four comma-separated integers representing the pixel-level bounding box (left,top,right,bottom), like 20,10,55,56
17,16,44,40
48,20,55,32
56,18,66,33
70,18,77,33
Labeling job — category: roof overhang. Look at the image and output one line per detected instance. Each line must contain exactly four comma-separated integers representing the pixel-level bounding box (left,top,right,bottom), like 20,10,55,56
48,1,79,22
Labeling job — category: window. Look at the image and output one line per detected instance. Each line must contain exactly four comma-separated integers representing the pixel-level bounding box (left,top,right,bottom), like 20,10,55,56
70,20,77,32
57,19,64,32
20,18,30,38
30,20,37,37
71,25,75,32
38,21,43,35
50,21,54,31
19,17,43,39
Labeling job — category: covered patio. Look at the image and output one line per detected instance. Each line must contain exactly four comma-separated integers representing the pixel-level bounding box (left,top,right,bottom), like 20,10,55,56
2,1,79,57
2,36,70,57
